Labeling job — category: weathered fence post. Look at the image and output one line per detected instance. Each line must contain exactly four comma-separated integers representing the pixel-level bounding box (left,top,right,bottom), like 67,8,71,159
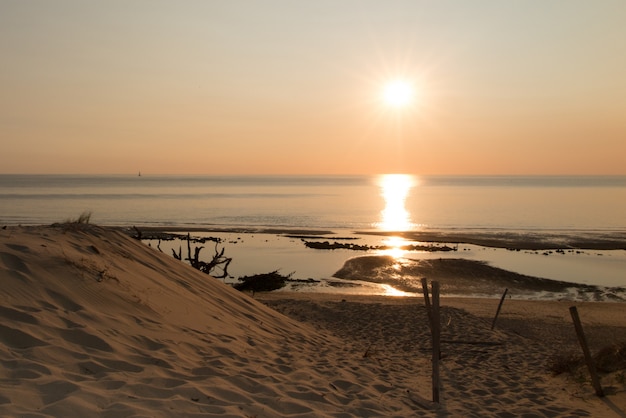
431,281,441,403
421,277,433,329
569,306,604,397
491,288,509,330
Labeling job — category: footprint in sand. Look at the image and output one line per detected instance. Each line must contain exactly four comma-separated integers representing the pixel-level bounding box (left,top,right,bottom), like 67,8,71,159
0,306,39,325
0,324,48,349
58,328,113,352
0,252,30,274
38,381,79,405
5,244,30,253
45,289,84,312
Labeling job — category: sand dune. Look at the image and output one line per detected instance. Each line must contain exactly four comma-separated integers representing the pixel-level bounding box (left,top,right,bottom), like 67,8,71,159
1,225,624,417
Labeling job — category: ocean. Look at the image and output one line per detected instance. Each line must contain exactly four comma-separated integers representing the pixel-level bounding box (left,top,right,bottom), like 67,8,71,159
1,174,625,294
1,174,625,231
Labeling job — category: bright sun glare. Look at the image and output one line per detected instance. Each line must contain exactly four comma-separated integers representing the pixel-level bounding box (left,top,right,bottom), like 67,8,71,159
383,80,414,108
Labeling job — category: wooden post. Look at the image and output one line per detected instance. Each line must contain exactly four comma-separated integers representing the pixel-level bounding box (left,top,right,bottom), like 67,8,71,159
569,306,604,397
491,288,509,330
431,281,441,403
421,278,433,329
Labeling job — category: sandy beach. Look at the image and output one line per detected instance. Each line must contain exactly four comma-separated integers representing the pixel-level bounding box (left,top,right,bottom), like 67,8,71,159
1,224,625,417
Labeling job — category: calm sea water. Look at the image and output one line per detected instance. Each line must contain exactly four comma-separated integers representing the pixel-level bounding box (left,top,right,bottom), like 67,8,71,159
1,174,625,231
2,174,625,293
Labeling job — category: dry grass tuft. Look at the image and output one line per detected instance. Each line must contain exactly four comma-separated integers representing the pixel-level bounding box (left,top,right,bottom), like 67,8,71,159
594,341,626,373
548,352,584,376
548,341,626,377
65,211,92,224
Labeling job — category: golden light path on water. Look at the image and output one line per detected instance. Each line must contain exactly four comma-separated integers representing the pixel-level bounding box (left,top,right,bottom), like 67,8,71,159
380,284,415,297
377,174,415,232
374,175,417,287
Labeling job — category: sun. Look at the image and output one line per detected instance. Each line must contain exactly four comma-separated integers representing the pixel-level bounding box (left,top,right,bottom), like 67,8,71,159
383,80,414,108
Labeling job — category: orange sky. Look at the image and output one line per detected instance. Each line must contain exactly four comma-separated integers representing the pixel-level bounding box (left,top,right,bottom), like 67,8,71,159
1,1,625,175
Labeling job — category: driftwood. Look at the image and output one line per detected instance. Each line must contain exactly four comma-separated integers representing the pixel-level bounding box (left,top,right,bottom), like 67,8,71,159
134,228,232,279
181,233,232,279
234,270,294,292
193,243,232,279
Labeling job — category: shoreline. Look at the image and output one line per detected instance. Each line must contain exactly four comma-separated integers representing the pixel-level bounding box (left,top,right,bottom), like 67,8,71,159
330,256,626,301
125,224,626,299
124,225,626,250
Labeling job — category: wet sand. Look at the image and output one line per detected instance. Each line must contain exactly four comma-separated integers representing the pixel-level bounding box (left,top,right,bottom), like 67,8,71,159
129,225,626,297
331,255,625,300
130,225,626,250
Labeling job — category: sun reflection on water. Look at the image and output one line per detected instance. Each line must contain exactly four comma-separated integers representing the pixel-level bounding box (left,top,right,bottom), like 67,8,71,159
376,174,416,232
380,236,408,260
381,284,415,297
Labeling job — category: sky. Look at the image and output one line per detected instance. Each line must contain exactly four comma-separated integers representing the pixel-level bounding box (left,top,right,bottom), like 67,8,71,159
1,1,625,175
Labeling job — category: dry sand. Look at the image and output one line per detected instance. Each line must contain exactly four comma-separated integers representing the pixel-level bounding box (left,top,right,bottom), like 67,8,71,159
1,225,625,417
